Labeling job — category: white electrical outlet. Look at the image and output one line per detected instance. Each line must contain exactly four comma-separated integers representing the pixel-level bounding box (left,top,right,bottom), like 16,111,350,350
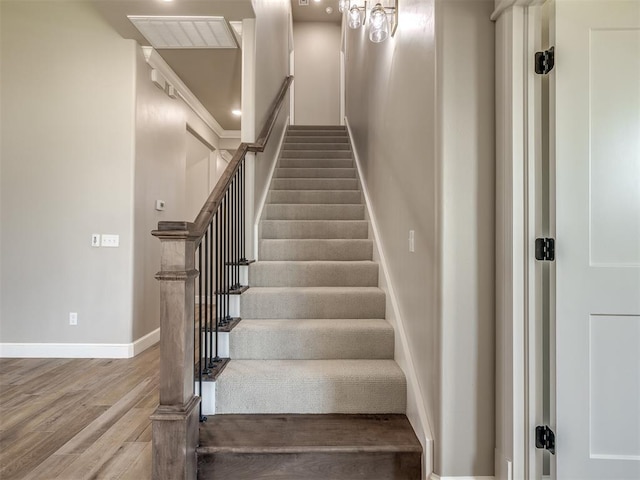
69,312,78,326
91,234,101,247
101,234,120,247
409,230,415,253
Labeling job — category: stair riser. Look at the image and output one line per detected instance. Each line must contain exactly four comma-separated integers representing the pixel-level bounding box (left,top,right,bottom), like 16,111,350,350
264,204,365,220
240,291,385,319
230,320,393,359
249,262,377,287
271,178,359,190
269,190,362,204
216,364,405,414
284,136,350,143
259,240,373,261
281,151,352,158
279,159,354,168
287,130,349,137
288,125,347,131
275,168,356,178
283,143,351,151
261,221,368,239
198,452,421,480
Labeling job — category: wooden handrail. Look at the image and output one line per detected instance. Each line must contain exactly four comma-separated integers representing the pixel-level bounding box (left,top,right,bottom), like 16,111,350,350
155,75,293,239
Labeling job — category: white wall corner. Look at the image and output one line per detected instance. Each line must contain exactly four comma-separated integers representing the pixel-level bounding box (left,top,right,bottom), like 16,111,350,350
0,328,160,359
141,47,240,141
345,117,435,480
252,116,290,261
494,448,513,480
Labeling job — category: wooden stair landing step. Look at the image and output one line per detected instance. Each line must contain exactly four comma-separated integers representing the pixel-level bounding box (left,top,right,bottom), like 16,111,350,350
197,414,422,480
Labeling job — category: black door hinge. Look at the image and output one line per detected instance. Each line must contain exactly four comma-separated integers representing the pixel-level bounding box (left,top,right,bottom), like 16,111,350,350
536,425,556,454
535,47,555,74
535,237,555,261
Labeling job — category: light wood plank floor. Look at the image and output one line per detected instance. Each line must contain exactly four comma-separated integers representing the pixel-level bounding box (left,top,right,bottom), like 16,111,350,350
0,345,158,479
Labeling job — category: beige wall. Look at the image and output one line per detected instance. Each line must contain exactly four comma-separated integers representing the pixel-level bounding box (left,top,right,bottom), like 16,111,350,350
293,22,341,125
0,1,136,344
0,2,224,346
437,0,495,475
345,0,495,475
344,0,440,468
252,0,291,218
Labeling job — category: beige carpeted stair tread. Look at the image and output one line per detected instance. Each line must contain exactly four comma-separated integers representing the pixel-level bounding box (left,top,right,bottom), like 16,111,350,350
240,286,385,319
249,261,378,287
264,203,365,220
261,219,368,239
269,189,362,204
271,178,360,190
216,359,406,414
275,168,356,178
279,158,354,168
259,239,373,261
229,319,394,360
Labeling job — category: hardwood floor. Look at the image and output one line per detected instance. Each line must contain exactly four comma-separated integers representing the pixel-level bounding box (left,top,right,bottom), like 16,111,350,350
0,345,158,480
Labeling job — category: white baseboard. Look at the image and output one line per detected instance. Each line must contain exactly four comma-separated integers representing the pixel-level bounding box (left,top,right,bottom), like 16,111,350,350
253,115,290,261
0,328,160,359
345,117,434,479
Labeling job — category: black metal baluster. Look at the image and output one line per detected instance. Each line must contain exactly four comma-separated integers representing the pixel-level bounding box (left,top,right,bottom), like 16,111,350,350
225,190,231,322
200,230,211,375
197,243,204,420
208,221,216,366
240,160,246,263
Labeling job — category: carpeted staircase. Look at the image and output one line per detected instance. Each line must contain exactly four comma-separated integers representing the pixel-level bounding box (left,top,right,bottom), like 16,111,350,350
198,125,421,479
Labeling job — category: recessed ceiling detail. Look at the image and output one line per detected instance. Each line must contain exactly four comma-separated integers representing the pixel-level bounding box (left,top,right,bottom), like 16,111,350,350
128,16,237,49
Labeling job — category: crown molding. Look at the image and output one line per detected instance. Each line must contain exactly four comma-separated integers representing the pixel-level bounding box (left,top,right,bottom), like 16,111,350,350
491,0,544,21
141,47,240,140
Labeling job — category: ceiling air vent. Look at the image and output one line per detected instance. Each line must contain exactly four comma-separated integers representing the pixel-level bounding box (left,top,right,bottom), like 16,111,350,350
128,16,237,49
299,0,310,5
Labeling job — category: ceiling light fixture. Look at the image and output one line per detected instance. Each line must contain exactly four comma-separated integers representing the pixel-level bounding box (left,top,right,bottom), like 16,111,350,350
326,6,334,14
232,109,242,116
342,0,398,43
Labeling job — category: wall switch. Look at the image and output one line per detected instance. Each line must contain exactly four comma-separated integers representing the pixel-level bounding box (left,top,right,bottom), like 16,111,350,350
101,234,119,247
91,234,101,247
69,312,78,326
155,200,166,211
409,230,415,253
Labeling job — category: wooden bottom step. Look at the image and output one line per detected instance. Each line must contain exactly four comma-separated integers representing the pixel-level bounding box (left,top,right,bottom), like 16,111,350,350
197,414,422,479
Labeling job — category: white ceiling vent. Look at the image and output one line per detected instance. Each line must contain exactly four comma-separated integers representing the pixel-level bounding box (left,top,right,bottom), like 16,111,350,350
128,16,237,49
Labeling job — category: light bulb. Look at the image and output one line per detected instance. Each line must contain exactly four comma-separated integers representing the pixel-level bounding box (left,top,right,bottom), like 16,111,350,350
338,0,350,13
348,5,362,29
369,3,389,43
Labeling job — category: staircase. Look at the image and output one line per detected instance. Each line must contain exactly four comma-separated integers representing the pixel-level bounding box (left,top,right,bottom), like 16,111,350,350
197,125,422,479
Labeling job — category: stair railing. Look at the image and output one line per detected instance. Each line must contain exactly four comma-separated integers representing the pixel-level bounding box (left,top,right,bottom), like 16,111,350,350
150,75,293,480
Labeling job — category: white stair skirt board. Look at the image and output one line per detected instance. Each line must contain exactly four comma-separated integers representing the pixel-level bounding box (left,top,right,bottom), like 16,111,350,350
345,117,434,478
253,116,290,261
197,380,217,415
199,331,229,358
0,328,160,358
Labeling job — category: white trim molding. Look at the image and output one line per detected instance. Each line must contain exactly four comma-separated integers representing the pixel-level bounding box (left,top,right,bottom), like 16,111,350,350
141,47,240,140
0,328,160,359
345,117,434,479
491,0,544,21
253,116,290,260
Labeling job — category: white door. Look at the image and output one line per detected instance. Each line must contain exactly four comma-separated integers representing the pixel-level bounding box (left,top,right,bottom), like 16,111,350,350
551,1,640,479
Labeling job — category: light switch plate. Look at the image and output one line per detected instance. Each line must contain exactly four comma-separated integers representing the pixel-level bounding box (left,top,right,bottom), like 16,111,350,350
101,234,120,247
